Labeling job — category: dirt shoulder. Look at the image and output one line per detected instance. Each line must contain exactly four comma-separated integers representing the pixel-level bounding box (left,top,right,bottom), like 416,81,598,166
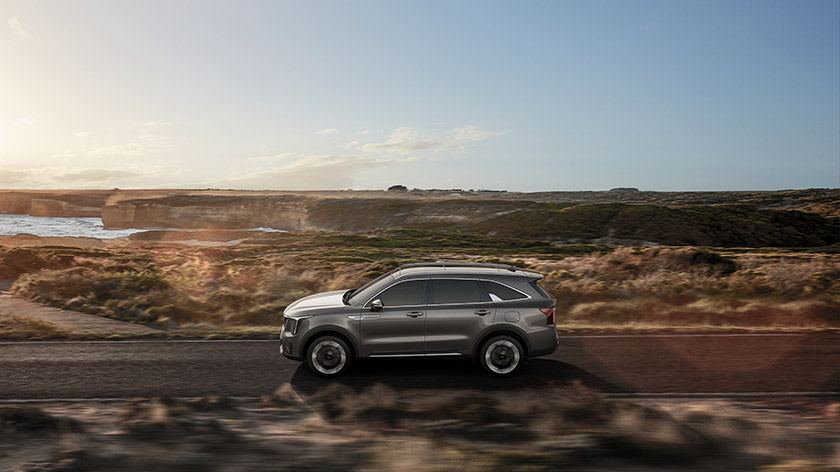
0,293,159,338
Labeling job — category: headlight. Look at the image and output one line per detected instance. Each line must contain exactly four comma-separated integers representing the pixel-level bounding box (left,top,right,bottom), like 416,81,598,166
283,315,312,335
283,317,298,335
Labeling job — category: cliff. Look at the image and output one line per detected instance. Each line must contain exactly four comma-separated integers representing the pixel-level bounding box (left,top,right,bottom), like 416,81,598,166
102,195,313,230
0,191,113,217
28,199,101,217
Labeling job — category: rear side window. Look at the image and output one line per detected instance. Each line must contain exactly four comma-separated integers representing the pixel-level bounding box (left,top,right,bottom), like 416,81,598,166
372,280,426,307
483,281,528,301
430,279,487,304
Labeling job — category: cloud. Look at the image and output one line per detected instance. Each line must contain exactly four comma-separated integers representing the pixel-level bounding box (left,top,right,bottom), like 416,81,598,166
360,127,439,153
86,134,168,157
16,117,35,126
8,16,35,41
359,125,505,154
75,131,91,139
316,128,338,135
359,130,370,135
245,152,298,163
142,121,172,127
50,150,78,159
211,124,502,190
451,125,506,142
0,167,147,188
51,168,142,183
0,170,34,186
211,153,417,190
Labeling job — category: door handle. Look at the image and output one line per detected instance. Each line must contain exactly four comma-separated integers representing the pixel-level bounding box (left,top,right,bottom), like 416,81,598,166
474,309,492,316
406,311,424,317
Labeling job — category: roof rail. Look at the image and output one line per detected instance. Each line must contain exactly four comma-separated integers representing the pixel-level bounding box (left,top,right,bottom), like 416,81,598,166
397,262,523,273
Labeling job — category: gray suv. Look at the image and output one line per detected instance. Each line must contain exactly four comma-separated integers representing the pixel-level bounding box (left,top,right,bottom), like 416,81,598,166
280,262,558,378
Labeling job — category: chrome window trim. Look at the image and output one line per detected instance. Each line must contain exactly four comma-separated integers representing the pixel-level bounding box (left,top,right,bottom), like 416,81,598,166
362,276,532,309
369,353,425,358
369,352,462,358
481,279,532,302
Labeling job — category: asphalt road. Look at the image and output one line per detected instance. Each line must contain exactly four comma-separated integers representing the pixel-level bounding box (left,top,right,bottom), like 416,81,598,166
1,334,838,400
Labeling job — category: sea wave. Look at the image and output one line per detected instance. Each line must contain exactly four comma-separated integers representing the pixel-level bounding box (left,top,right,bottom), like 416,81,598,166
0,215,286,239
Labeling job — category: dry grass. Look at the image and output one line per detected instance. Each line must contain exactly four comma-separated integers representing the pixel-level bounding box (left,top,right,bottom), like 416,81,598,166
564,298,838,328
533,247,840,329
0,312,75,339
4,239,840,332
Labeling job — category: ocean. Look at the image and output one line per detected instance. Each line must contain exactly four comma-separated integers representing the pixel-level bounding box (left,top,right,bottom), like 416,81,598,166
0,214,286,239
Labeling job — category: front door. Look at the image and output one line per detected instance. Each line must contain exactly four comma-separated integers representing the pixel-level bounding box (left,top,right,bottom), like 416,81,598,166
359,279,428,357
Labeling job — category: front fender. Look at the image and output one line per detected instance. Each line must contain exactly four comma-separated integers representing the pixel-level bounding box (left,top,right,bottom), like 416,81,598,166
298,325,361,360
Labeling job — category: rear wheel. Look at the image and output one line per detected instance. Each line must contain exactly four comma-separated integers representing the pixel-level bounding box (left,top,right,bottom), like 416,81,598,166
306,336,351,378
479,335,523,377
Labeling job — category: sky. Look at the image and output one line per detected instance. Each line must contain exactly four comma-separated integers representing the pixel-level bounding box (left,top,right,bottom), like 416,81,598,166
1,0,838,192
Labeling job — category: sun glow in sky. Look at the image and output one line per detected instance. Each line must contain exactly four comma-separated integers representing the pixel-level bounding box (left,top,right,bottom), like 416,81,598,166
1,0,838,191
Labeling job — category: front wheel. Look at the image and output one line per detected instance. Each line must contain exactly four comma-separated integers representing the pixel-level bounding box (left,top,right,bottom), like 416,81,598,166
306,336,351,378
479,335,524,377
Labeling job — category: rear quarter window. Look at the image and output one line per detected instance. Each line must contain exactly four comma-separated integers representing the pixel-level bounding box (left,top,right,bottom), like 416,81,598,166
482,281,528,301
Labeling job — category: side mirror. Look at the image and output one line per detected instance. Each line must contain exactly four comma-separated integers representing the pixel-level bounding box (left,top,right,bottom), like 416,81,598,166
370,299,383,312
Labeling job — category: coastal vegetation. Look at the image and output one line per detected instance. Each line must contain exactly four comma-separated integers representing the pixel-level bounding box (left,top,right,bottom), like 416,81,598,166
2,230,838,332
0,188,838,334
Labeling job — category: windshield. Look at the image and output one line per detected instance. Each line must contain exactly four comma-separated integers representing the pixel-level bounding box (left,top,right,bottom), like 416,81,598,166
347,271,395,305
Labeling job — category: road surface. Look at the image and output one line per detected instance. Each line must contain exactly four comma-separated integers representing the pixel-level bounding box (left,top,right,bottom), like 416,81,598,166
1,334,838,400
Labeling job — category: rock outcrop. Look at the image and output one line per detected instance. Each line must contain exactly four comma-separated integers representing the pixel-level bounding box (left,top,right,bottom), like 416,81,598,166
103,195,314,230
101,195,543,231
0,191,112,217
28,199,101,217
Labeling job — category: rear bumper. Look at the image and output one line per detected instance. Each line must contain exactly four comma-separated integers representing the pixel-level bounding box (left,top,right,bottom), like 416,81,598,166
529,328,559,357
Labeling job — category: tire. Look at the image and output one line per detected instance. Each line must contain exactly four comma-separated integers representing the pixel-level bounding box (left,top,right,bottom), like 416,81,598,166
479,335,524,377
306,336,352,378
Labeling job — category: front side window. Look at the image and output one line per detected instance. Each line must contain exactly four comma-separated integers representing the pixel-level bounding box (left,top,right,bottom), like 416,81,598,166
430,279,487,304
370,280,426,307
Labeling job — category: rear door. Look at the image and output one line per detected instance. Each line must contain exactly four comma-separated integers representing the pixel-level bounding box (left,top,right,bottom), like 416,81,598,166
359,279,428,357
424,278,495,356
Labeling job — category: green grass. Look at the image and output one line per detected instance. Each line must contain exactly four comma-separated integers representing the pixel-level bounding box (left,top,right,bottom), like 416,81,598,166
471,203,840,247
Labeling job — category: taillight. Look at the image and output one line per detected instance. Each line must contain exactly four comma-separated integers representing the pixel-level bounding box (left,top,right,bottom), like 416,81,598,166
539,307,555,325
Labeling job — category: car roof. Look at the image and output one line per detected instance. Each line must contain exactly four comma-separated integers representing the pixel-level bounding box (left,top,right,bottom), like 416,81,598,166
391,262,542,280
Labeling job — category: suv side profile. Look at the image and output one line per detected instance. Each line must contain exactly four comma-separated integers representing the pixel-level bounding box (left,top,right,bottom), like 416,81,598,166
280,262,558,378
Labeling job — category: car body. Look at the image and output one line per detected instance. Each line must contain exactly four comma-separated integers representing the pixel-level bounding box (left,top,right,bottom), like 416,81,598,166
280,262,558,377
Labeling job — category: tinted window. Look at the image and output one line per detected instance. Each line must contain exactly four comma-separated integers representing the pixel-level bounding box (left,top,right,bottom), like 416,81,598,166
430,279,485,304
483,281,528,301
348,272,394,305
372,280,426,307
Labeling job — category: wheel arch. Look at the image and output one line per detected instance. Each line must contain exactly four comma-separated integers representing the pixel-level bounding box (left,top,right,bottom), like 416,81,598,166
473,327,531,359
301,328,359,360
